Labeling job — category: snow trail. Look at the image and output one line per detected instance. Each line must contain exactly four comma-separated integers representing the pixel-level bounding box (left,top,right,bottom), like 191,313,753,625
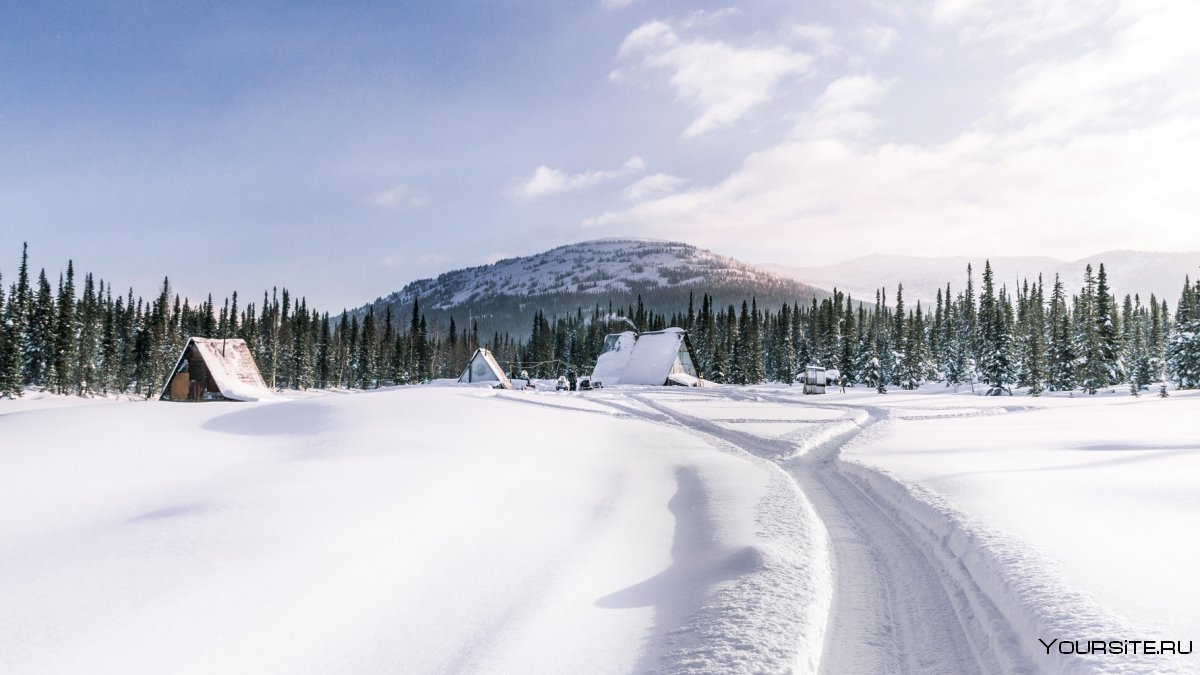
626,391,1035,674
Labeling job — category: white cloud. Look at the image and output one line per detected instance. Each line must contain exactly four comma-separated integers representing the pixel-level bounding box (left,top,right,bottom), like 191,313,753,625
368,184,426,208
583,2,1200,261
931,0,987,25
999,1,1200,135
621,173,689,201
513,156,646,201
933,0,1116,52
617,21,814,137
795,75,890,139
600,0,640,10
584,119,1200,260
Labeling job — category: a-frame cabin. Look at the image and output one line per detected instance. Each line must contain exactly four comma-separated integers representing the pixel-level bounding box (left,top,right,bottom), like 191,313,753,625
160,338,271,402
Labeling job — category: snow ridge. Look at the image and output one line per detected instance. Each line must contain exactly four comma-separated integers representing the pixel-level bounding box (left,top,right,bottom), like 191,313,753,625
656,453,831,674
591,393,833,674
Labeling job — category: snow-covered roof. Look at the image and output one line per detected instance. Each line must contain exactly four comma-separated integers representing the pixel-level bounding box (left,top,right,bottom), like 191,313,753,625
458,348,513,389
618,328,700,386
161,338,271,402
591,332,636,386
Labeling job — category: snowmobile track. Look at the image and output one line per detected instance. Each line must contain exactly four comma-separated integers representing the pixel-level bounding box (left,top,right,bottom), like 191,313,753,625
621,391,1037,674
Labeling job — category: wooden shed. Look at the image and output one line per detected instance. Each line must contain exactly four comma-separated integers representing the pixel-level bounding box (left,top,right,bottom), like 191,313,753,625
159,338,271,402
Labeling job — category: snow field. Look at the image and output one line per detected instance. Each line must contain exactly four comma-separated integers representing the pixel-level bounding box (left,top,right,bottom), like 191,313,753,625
839,391,1200,674
5,383,1195,674
0,387,829,674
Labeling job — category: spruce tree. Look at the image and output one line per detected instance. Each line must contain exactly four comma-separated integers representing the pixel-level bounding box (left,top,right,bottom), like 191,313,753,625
359,308,377,388
51,263,78,394
838,304,857,388
1024,276,1048,396
1092,263,1125,388
900,305,927,390
28,270,56,387
978,261,1013,395
1048,275,1076,390
0,272,17,397
866,354,886,394
6,244,31,395
748,298,765,384
1168,277,1200,388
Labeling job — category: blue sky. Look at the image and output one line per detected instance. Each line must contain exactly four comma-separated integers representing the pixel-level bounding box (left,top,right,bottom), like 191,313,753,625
2,0,1197,309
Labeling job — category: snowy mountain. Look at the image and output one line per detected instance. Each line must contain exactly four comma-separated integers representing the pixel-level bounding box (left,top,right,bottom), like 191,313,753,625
765,250,1200,307
362,239,827,336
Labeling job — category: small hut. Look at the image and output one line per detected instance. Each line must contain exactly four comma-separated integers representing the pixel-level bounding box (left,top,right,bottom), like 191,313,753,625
458,348,513,389
618,328,704,386
160,338,271,402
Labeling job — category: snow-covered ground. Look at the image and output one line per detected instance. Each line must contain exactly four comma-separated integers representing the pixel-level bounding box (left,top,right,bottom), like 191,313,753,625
2,384,1197,674
834,388,1200,673
0,387,827,674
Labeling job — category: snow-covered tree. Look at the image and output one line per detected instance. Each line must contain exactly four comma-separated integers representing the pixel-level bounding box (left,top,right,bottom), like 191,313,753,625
865,355,886,394
978,261,1014,395
1169,277,1200,388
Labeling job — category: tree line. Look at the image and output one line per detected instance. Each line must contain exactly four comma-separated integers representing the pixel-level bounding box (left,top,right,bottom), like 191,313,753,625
493,260,1200,396
0,244,479,398
2,243,1198,398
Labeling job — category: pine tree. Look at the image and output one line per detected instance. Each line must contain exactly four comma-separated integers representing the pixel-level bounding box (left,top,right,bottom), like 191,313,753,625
900,305,927,390
748,298,765,384
1024,276,1048,396
1168,277,1200,388
359,308,377,388
0,271,17,397
51,263,78,394
76,273,100,394
1092,263,1125,389
27,270,56,387
866,355,886,394
1048,275,1076,391
942,291,965,387
838,304,857,388
978,261,1013,395
731,301,750,384
5,244,31,395
776,303,796,384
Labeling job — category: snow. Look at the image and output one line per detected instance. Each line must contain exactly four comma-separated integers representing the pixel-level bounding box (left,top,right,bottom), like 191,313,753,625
3,382,1196,673
839,389,1200,673
169,338,272,402
621,328,691,386
386,239,808,310
0,387,827,674
590,331,636,386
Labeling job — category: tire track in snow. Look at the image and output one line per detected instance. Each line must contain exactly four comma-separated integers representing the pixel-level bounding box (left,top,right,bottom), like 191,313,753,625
628,392,1036,674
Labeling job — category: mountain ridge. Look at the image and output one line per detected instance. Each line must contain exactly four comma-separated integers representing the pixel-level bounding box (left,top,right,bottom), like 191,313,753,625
358,239,828,337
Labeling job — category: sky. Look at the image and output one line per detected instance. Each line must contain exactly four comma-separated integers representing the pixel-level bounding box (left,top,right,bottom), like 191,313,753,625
1,0,1198,310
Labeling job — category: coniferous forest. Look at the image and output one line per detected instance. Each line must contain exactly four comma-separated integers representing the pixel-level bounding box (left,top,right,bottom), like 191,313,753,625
1,243,1199,398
